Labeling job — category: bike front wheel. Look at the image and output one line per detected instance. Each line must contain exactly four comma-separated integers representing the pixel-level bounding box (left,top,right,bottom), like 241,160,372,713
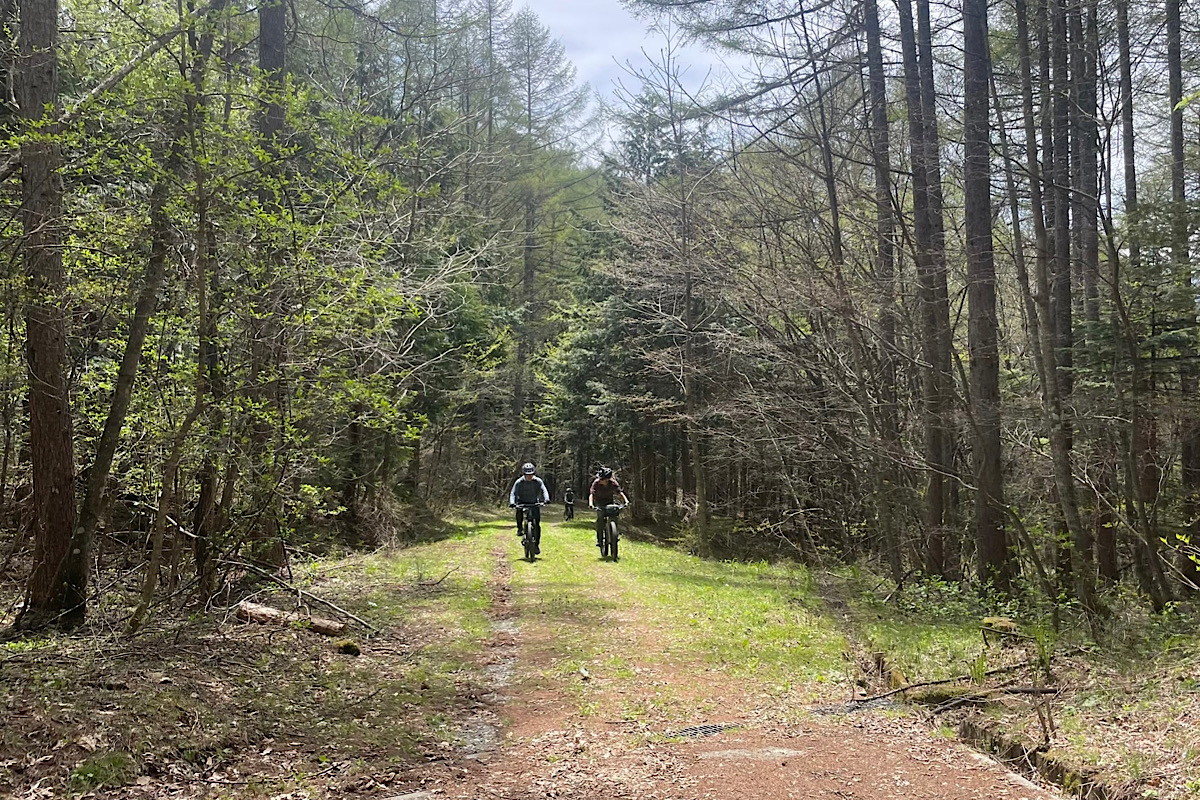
523,523,536,561
608,520,619,562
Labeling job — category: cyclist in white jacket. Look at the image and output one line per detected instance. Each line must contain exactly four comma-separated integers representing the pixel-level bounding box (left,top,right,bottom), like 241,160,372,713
509,462,550,553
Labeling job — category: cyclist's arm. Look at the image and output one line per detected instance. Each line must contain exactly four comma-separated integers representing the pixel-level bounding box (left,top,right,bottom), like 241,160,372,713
539,479,550,504
619,492,630,505
509,480,518,506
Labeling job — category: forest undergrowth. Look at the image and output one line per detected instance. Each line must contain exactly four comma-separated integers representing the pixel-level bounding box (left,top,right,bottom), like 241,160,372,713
832,564,1200,798
0,515,501,798
4,512,1200,798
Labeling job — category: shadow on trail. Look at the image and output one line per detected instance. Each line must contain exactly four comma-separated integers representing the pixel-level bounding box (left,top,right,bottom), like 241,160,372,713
407,509,506,546
639,567,818,600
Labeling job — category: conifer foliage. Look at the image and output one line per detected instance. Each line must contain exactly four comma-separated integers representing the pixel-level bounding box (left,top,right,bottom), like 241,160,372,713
5,0,1200,628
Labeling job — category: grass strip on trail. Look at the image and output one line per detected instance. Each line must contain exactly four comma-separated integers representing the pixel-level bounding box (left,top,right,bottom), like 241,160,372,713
507,514,849,712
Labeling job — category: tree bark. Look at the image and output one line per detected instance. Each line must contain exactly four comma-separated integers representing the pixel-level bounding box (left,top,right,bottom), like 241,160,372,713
963,0,1009,591
1044,0,1099,612
1166,0,1200,590
897,0,951,577
235,601,347,636
16,0,82,630
1111,0,1164,595
865,0,903,583
246,0,288,567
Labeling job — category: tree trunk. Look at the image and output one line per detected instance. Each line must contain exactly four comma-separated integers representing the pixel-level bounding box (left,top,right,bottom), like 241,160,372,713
963,0,1009,592
236,601,347,636
1112,0,1164,596
1078,1,1100,330
898,0,951,577
246,0,288,567
128,403,205,633
865,0,903,583
1011,0,1097,609
514,195,536,437
1166,0,1200,590
183,0,229,602
1049,0,1098,613
916,0,956,550
16,0,82,630
685,274,708,533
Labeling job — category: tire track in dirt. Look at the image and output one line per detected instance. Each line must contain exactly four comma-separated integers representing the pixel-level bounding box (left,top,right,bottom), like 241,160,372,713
396,523,1066,800
433,526,702,799
451,542,520,763
483,543,520,707
586,541,1064,800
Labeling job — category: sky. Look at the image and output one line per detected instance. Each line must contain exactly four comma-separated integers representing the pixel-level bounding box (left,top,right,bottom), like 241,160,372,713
517,0,746,110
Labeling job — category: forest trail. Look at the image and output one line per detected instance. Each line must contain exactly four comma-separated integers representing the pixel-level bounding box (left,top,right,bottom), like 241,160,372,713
398,517,1060,800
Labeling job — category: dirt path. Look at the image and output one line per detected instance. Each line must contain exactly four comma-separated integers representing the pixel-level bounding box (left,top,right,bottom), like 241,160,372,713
394,524,1061,800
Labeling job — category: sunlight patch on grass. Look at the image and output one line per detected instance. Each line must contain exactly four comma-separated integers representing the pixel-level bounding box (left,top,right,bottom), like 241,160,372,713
859,617,983,682
598,534,848,687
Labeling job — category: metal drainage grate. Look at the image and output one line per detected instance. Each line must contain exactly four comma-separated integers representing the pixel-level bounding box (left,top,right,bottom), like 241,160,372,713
670,723,740,739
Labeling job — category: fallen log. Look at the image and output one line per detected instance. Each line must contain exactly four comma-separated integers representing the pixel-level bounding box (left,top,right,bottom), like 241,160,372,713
235,601,346,636
221,559,381,634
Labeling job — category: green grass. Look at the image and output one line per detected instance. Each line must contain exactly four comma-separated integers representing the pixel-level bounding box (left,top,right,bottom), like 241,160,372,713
1,636,56,654
46,509,1200,796
857,615,984,682
68,752,134,791
508,515,848,699
609,537,846,687
284,522,501,749
826,568,1000,682
820,568,1200,797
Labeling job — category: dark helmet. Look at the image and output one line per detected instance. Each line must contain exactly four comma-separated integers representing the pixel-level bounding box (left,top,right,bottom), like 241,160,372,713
522,462,536,474
597,467,613,480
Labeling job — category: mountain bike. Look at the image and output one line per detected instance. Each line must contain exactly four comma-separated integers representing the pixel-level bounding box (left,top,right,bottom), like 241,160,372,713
597,503,626,562
515,502,543,561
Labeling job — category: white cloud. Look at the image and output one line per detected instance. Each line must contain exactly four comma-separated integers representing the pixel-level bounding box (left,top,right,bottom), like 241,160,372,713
517,0,742,105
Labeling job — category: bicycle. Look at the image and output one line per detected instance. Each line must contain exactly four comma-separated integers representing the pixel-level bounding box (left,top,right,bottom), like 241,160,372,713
596,503,626,561
564,500,575,521
515,502,544,561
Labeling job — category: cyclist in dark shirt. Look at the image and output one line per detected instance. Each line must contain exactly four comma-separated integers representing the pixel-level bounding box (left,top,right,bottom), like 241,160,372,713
564,487,575,520
509,462,550,553
588,467,629,548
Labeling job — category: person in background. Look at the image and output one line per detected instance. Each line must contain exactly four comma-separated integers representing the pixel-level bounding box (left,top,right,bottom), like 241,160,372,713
564,486,575,520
